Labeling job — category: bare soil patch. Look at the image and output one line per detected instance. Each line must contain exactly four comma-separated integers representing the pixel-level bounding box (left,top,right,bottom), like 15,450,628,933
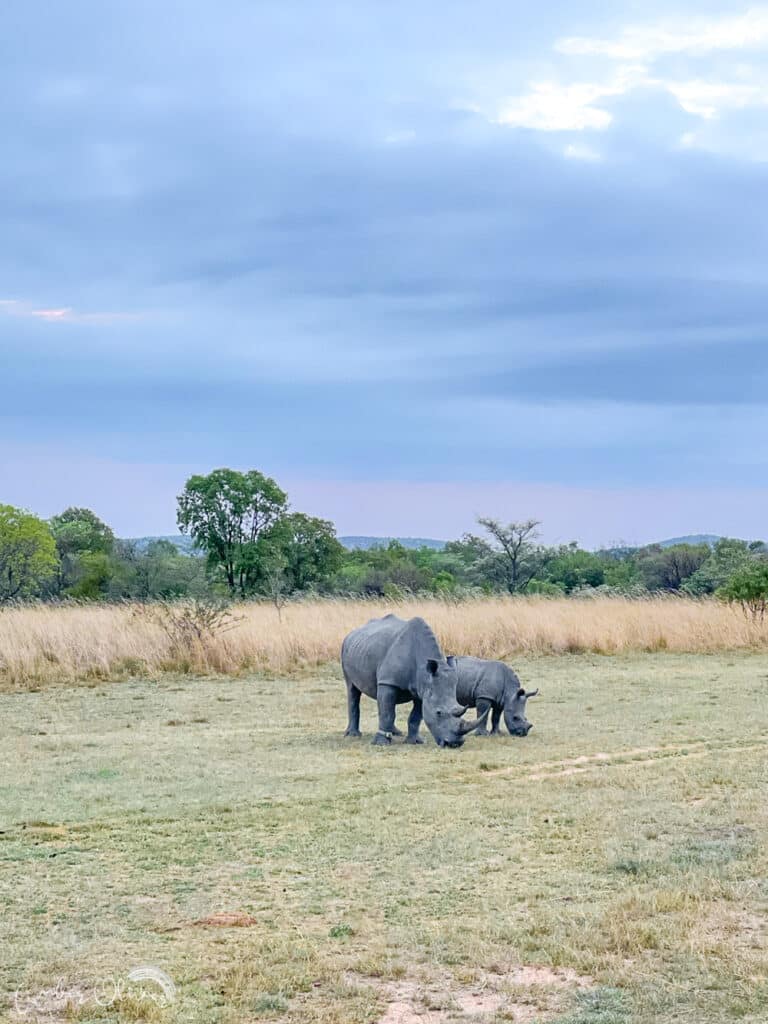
350,964,593,1023
487,736,768,781
192,911,259,927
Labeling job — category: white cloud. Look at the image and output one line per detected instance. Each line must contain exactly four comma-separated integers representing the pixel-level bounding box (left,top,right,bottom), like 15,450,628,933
490,68,768,136
661,78,767,118
557,8,768,61
495,65,645,131
496,81,613,131
479,8,768,145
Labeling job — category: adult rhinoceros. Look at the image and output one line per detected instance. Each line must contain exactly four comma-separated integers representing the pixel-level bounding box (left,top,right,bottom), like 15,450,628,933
451,656,538,736
342,614,488,747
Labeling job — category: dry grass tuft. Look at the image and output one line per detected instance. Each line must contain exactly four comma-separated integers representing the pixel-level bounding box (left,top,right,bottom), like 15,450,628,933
1,595,766,689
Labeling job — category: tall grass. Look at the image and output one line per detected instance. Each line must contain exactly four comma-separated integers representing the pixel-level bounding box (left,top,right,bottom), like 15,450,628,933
1,595,766,689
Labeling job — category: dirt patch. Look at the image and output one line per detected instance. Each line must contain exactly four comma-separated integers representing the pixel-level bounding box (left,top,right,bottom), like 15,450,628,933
701,825,755,841
491,737,768,782
349,964,593,1023
192,911,258,927
375,979,516,1024
698,906,767,951
504,965,592,989
23,823,69,838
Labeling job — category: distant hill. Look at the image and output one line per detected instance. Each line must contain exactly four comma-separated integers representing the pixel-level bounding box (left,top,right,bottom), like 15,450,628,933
122,532,731,556
125,534,199,555
340,536,446,551
656,535,721,548
125,534,447,554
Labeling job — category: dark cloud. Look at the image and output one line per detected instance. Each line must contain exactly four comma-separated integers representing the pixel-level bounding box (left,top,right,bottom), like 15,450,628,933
2,1,767,538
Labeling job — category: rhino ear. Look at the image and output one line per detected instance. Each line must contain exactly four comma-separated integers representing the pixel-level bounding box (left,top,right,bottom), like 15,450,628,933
446,655,457,667
426,658,439,676
515,688,526,699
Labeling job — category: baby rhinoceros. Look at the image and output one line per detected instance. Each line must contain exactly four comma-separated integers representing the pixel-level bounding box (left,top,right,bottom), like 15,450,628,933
450,656,538,736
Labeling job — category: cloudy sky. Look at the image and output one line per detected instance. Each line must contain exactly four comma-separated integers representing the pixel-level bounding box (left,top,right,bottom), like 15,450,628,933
2,1,767,546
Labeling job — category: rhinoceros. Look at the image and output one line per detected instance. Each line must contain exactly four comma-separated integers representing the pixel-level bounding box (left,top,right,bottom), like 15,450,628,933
342,614,488,747
450,655,538,736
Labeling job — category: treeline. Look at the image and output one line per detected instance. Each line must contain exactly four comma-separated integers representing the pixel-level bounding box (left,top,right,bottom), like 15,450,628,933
2,467,768,615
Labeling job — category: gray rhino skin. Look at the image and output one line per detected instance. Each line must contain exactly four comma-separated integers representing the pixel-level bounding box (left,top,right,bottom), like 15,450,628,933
451,655,538,736
342,614,488,747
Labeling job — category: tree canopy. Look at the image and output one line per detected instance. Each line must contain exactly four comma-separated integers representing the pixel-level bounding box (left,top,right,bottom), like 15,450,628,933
177,468,290,596
4,473,767,607
0,505,59,602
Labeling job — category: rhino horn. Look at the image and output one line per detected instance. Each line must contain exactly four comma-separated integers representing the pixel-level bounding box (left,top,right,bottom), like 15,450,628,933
458,708,490,735
451,704,469,718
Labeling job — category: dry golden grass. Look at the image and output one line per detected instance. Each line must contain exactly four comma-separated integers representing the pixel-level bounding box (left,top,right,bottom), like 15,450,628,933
1,595,766,689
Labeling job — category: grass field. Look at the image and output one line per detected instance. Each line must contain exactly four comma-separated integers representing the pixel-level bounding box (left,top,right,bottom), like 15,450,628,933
2,597,768,688
2,652,767,1023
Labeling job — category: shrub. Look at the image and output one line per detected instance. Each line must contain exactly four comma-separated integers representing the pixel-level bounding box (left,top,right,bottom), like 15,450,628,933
718,562,768,622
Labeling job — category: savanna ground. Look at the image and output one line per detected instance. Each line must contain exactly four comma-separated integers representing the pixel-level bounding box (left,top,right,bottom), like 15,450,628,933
2,642,767,1023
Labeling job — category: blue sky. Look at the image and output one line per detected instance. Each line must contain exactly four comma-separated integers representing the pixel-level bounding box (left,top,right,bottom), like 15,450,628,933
2,1,767,546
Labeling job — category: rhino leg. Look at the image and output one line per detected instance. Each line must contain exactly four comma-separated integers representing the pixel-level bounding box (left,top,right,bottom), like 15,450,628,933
474,699,492,736
490,706,502,735
344,680,362,737
372,683,397,745
391,725,404,737
405,698,424,744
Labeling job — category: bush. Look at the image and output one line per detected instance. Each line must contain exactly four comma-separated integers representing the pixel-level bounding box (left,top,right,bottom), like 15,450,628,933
718,562,768,622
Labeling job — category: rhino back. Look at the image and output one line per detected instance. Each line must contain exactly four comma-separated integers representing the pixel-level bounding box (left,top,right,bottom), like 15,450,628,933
342,615,443,698
378,616,443,689
456,656,515,705
341,615,408,696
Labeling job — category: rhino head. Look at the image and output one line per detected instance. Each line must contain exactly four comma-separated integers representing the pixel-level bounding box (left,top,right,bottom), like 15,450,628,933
504,687,539,736
423,658,488,748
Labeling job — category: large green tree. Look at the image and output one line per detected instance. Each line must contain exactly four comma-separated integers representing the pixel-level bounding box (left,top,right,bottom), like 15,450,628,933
50,507,114,556
0,505,59,602
276,513,344,592
49,507,115,594
177,468,288,596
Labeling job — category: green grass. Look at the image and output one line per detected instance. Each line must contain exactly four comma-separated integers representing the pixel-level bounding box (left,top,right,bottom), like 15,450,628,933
1,654,768,1023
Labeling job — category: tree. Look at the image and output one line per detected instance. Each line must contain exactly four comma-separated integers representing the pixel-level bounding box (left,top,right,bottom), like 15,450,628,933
177,469,288,596
475,518,548,594
276,513,344,592
341,540,434,596
109,539,208,601
601,555,643,591
719,562,768,621
682,538,754,596
49,507,115,595
545,543,605,593
637,543,709,591
0,504,59,602
50,507,114,556
261,550,290,620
